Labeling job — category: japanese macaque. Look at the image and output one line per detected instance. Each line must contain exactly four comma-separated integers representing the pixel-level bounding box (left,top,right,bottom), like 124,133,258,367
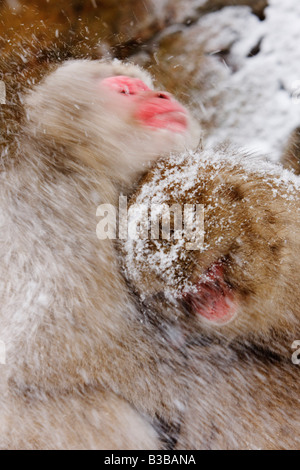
123,148,300,449
0,59,200,449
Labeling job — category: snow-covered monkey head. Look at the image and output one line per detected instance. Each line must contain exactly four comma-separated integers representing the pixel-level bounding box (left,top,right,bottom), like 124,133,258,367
24,60,200,182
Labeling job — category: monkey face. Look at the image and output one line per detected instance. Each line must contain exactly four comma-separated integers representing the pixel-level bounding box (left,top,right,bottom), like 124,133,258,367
99,75,188,134
123,149,300,340
23,60,200,181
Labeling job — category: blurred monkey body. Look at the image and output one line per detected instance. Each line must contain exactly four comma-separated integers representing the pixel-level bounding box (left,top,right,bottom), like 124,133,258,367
124,149,300,449
0,60,199,449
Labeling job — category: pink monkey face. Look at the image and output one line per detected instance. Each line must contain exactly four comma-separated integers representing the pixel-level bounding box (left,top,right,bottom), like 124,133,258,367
182,262,238,326
99,75,188,133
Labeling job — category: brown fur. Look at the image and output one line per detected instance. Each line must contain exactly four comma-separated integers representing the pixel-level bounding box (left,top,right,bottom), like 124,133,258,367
0,59,199,449
123,148,300,449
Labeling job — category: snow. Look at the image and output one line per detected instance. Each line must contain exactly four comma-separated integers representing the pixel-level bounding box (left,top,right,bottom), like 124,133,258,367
197,0,300,161
145,1,300,162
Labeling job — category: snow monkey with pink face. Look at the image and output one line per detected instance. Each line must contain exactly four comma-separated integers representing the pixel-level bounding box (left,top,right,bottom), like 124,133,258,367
123,148,300,449
0,60,200,449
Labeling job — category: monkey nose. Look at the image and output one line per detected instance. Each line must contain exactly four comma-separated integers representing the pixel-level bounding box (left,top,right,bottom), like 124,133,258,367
156,92,171,100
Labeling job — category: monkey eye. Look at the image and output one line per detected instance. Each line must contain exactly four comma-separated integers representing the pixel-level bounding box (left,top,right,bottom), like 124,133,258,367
119,87,135,96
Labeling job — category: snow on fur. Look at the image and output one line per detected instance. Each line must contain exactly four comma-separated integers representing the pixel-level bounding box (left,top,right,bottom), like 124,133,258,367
123,147,300,296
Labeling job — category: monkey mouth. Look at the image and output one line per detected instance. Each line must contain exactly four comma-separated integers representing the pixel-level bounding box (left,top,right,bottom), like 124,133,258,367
146,111,188,133
136,103,188,133
182,262,238,325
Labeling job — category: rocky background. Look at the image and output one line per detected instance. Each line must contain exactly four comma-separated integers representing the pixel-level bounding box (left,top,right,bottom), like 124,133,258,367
0,0,300,162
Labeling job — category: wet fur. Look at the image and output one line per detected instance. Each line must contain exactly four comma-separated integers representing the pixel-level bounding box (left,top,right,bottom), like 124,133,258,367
0,59,199,449
124,149,300,449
